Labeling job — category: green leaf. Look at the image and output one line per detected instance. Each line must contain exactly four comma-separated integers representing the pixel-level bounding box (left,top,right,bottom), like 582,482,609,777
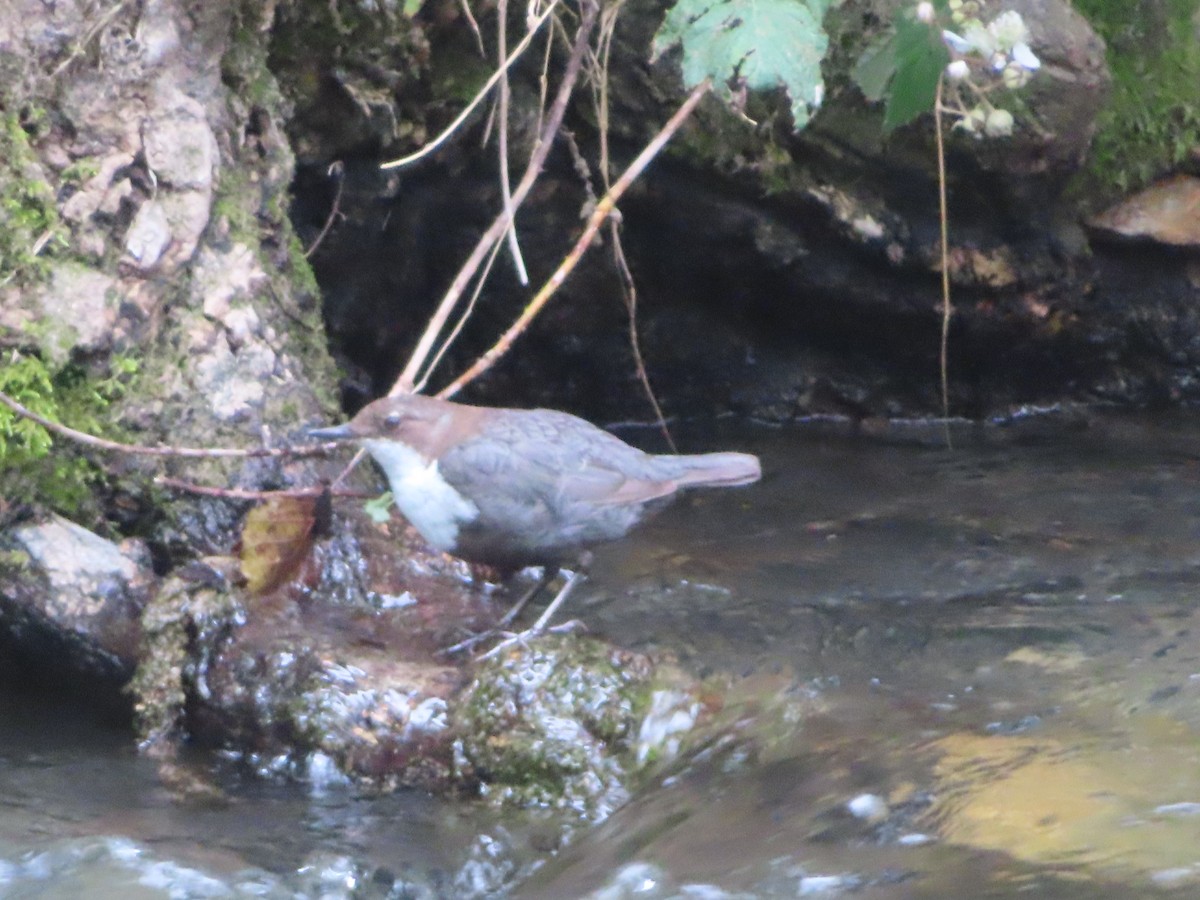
364,491,395,524
853,31,898,102
882,15,949,131
652,0,835,130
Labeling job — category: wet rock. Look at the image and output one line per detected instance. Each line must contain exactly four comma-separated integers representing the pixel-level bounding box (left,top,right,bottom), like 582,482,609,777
1087,175,1200,248
131,544,468,790
130,510,708,810
0,514,153,679
454,637,670,820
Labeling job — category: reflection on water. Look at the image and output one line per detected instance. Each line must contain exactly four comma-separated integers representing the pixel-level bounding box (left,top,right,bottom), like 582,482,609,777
9,412,1200,897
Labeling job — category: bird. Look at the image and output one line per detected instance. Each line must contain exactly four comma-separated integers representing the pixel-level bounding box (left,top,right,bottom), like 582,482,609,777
308,393,761,652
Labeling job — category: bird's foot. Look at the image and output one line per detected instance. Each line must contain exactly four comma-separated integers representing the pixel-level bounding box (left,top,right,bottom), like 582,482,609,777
473,618,587,661
438,566,563,657
440,617,587,659
465,571,588,662
439,629,495,656
439,567,588,659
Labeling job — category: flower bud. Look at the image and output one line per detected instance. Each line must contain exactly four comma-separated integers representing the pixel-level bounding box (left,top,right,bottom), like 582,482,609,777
1001,62,1031,89
984,108,1014,137
957,106,987,135
946,59,970,81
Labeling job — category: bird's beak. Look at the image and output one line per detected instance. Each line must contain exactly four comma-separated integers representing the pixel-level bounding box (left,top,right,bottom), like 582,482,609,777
307,423,354,441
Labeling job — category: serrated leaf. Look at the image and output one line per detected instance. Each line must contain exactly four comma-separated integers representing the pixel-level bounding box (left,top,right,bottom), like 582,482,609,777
883,15,949,131
853,31,897,102
652,0,834,130
240,496,317,595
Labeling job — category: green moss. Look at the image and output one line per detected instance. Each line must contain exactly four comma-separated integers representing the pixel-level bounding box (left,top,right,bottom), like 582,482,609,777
59,158,100,185
453,636,653,812
210,168,259,243
1074,0,1200,193
0,351,139,519
132,565,248,750
0,110,64,286
286,229,321,297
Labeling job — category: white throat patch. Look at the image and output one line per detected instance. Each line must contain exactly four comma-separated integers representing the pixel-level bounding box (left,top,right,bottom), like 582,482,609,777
361,438,479,552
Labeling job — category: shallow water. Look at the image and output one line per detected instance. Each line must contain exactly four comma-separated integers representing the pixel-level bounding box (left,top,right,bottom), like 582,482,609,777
0,686,522,897
7,411,1200,897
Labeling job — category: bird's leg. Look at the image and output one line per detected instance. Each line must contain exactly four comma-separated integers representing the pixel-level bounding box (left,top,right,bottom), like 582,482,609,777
526,566,586,634
497,566,559,628
475,553,592,661
440,566,561,656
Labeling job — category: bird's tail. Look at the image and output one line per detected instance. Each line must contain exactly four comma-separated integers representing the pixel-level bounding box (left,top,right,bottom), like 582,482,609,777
656,451,761,487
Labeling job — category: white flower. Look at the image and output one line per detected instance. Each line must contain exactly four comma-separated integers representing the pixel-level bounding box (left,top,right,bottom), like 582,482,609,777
987,10,1029,51
984,107,1015,137
945,59,970,81
963,21,996,56
1001,62,1032,89
942,29,972,53
916,2,935,23
1011,42,1041,71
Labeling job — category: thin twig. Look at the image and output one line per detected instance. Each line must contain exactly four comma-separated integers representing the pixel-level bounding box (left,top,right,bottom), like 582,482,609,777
331,447,367,489
0,389,334,459
935,74,953,449
496,0,530,286
535,7,553,138
155,478,319,500
379,0,560,171
457,0,486,57
593,0,672,449
392,0,601,396
30,228,57,258
609,220,674,451
414,221,508,394
50,0,129,78
155,476,376,501
305,161,345,259
438,78,713,399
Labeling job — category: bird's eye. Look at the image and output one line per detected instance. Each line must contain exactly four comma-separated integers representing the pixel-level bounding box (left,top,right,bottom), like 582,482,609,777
383,412,402,430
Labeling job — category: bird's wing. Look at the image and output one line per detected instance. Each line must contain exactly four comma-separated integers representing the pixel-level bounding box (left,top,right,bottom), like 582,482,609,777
438,415,677,516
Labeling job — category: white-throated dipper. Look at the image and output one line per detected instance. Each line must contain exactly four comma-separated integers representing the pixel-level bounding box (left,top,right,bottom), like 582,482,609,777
309,393,761,648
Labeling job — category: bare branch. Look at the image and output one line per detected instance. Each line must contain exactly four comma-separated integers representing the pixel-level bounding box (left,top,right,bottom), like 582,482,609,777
379,0,560,172
438,78,713,399
155,476,376,501
304,161,346,259
496,0,530,286
0,389,333,459
391,0,601,396
458,0,486,57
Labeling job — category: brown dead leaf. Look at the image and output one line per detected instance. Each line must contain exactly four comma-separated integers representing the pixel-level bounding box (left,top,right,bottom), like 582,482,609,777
239,495,317,595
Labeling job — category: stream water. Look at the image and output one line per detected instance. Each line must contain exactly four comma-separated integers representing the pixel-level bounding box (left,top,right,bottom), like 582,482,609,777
6,411,1200,897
